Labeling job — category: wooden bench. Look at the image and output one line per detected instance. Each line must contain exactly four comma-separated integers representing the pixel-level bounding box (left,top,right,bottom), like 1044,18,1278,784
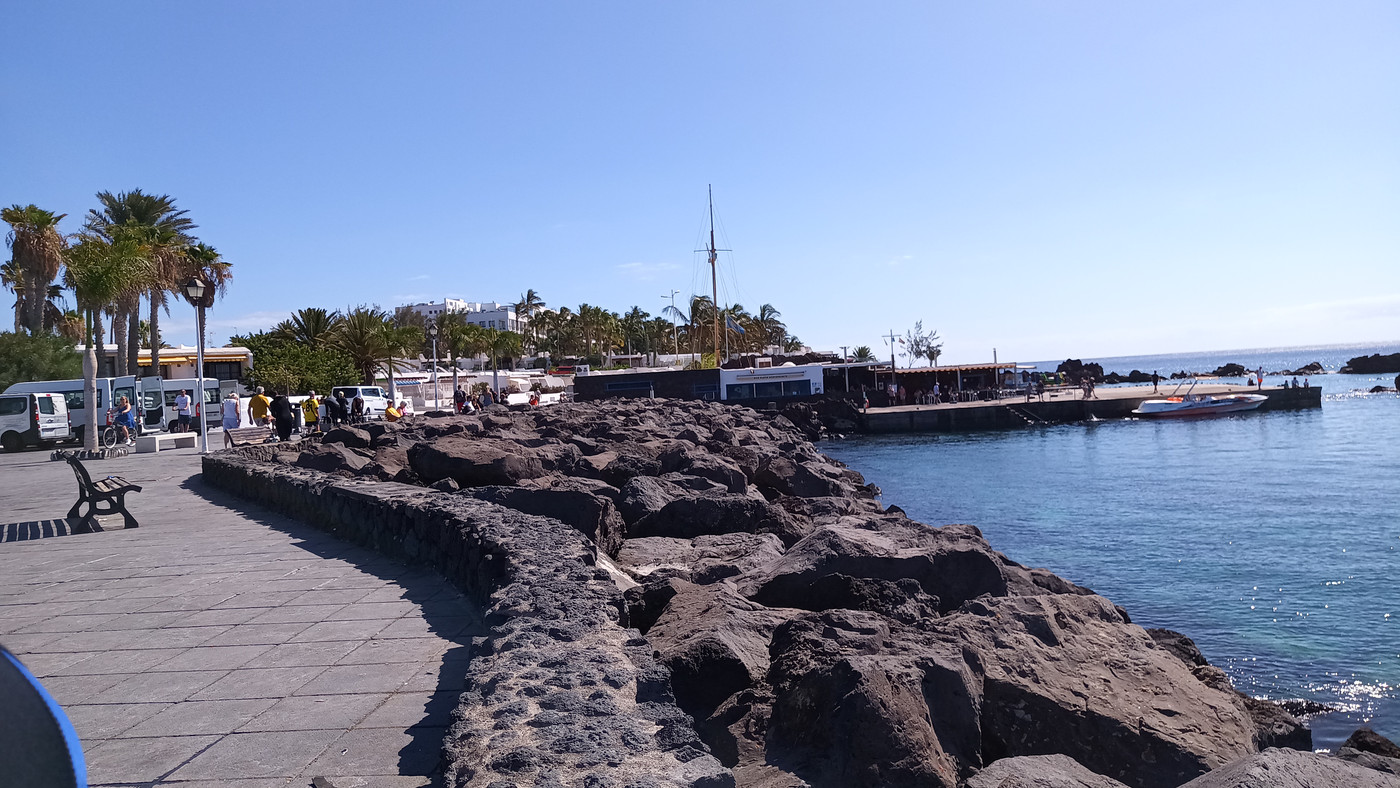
222,426,273,448
65,454,142,532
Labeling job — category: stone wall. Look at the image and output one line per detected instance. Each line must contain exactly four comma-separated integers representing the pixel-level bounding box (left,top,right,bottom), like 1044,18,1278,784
202,450,733,788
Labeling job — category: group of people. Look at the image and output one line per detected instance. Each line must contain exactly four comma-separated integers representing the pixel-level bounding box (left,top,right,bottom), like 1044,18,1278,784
217,387,415,442
452,385,533,413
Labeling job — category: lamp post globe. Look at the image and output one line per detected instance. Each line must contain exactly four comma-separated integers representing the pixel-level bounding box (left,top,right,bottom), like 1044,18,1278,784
183,277,206,304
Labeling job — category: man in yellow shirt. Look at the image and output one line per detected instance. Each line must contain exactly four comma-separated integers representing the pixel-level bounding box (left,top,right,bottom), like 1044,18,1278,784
384,402,402,422
247,386,272,426
301,391,320,434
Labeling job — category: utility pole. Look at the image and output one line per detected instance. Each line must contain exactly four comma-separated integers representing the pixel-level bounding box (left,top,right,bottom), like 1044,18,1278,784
697,185,729,368
883,329,900,398
840,345,850,392
663,289,679,364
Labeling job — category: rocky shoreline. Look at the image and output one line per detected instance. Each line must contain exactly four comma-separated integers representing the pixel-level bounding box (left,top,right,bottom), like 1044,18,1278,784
205,399,1400,787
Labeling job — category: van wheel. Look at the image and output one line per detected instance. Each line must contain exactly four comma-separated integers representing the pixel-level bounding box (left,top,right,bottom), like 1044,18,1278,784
1,432,23,452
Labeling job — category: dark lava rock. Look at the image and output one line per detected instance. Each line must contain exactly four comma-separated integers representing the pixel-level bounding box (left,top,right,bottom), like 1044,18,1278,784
466,482,627,557
754,456,848,498
1149,628,1312,751
618,476,686,526
646,583,799,723
295,443,370,473
1341,353,1400,374
965,754,1130,788
741,519,1006,615
1344,727,1400,760
407,436,547,487
617,534,786,585
320,425,371,449
631,495,798,544
1176,747,1400,787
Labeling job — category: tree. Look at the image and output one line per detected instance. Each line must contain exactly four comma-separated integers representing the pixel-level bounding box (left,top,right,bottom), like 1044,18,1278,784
181,242,232,358
86,190,197,377
3,204,69,335
0,259,22,333
0,331,83,392
852,345,876,363
64,234,152,450
238,331,357,395
273,307,342,346
756,303,786,349
513,288,546,351
903,321,943,368
330,306,411,385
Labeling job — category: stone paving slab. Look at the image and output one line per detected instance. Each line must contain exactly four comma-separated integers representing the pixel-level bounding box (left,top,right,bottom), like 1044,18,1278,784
0,446,481,787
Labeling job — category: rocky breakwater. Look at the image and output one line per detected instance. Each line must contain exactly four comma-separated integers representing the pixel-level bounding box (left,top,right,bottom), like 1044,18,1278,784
242,400,1371,787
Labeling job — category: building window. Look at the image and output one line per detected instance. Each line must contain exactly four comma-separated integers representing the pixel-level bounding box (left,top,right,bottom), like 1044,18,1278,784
784,380,812,396
204,361,242,381
605,380,653,393
693,383,720,400
725,383,754,400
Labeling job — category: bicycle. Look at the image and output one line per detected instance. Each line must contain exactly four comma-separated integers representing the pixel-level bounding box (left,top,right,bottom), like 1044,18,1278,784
98,410,136,449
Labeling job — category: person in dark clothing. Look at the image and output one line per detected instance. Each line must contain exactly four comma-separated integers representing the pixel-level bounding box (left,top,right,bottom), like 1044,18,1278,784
454,386,466,413
270,393,296,442
335,392,351,426
351,395,365,424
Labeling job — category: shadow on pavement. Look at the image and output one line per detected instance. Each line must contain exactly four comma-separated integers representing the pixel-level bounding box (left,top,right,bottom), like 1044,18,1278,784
180,472,481,784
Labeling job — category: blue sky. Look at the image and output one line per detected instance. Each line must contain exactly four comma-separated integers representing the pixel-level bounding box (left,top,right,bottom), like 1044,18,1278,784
3,2,1396,364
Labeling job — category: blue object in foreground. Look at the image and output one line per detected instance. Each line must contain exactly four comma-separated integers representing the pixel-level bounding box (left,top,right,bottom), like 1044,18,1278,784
0,645,86,788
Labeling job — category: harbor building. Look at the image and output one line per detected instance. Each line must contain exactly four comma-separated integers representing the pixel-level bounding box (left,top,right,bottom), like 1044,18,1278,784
402,299,529,332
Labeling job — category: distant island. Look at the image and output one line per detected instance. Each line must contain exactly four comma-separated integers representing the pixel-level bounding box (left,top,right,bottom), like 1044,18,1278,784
1339,353,1400,374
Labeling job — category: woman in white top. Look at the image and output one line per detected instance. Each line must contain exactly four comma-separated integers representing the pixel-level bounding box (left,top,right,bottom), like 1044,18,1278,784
221,392,242,430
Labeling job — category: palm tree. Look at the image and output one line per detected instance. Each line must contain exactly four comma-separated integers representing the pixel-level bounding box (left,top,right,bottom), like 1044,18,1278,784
513,288,546,351
181,243,232,360
756,304,785,349
86,190,197,377
851,345,876,363
619,307,649,362
3,204,69,335
1,259,23,333
273,307,341,346
64,234,152,450
331,306,412,385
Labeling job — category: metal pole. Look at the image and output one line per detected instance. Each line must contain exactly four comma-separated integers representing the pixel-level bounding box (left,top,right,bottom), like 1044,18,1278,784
196,304,207,454
841,346,850,392
431,336,438,410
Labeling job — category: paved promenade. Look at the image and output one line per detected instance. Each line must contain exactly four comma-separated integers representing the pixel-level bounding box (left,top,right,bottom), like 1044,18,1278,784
0,445,481,787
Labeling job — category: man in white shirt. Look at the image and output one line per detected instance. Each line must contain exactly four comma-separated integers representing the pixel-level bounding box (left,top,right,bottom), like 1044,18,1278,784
175,390,192,433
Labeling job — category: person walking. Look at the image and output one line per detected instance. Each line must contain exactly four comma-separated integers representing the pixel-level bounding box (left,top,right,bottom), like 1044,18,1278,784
174,390,192,433
220,391,241,432
1152,371,1159,393
301,391,320,434
270,393,297,442
453,386,466,413
247,386,272,426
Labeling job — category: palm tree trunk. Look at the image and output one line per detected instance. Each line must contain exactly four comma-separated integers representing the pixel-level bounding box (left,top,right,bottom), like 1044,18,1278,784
24,272,44,334
84,309,100,452
148,293,161,377
94,311,108,379
127,309,140,376
114,306,129,377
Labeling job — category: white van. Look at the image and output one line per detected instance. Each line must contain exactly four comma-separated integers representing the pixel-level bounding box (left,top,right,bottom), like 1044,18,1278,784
330,386,389,420
3,376,137,444
140,377,229,432
0,392,72,451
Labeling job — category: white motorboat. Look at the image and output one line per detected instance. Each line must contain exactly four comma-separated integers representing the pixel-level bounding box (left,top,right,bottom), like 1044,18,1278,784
1132,379,1267,418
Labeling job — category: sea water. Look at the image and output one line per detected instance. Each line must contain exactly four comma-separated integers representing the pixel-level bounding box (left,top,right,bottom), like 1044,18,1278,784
820,342,1400,749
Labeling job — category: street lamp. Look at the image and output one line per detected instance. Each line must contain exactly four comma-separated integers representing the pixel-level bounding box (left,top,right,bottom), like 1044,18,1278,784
427,322,439,411
181,277,209,454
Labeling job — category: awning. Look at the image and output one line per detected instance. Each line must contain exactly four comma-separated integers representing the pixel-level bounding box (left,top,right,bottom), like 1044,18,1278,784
892,362,1018,374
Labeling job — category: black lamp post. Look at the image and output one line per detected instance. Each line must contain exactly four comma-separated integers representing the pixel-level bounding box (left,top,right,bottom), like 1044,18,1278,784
182,277,208,454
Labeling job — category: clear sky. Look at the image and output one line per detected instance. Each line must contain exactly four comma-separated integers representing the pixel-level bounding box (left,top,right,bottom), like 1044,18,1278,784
3,2,1396,364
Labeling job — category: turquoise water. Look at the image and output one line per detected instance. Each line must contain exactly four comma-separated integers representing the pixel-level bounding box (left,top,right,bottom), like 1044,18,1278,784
821,343,1400,750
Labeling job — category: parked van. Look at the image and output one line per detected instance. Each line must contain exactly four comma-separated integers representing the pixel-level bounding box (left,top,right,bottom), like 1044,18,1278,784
330,386,389,420
138,377,229,432
0,392,72,451
3,376,137,443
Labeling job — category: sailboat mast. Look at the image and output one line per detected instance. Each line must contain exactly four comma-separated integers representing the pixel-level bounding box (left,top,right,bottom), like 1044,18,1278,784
708,185,720,366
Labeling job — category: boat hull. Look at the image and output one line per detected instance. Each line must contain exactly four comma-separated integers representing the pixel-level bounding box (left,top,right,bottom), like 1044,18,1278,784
1132,394,1267,418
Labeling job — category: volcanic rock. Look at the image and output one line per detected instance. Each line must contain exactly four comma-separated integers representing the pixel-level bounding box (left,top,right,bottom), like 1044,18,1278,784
295,443,371,474
466,482,627,557
1175,747,1400,787
631,495,799,544
964,754,1130,788
407,436,547,487
320,425,371,449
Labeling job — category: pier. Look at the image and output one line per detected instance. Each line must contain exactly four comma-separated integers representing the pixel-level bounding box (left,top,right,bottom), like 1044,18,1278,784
859,383,1322,434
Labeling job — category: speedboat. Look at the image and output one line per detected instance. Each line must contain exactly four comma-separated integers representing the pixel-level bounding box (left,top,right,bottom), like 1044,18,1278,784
1132,379,1267,418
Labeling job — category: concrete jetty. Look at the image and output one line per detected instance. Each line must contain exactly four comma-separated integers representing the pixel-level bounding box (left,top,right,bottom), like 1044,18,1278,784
860,383,1321,434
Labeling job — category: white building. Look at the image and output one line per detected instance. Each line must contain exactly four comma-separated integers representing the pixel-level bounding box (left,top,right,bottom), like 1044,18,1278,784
403,299,528,333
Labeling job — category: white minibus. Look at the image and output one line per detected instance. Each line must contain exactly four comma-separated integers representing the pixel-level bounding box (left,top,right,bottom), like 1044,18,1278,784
3,376,137,444
0,392,72,451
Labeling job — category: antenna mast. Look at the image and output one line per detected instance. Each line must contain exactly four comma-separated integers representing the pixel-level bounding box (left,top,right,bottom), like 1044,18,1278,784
708,185,719,366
